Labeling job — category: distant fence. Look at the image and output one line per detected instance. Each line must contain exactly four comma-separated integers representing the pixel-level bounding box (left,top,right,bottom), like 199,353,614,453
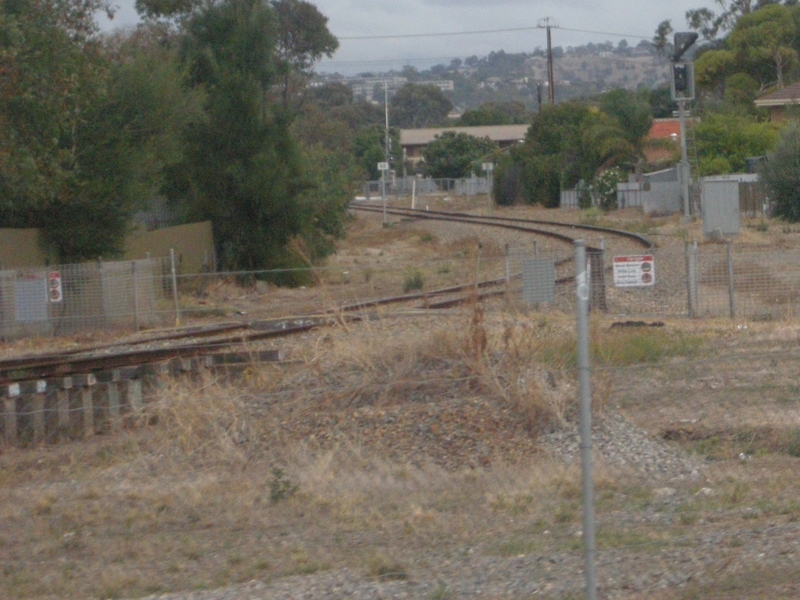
4,237,800,341
561,179,768,217
0,257,175,340
363,176,491,200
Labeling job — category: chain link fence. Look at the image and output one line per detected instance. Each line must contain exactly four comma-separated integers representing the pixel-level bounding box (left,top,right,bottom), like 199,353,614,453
4,242,800,340
0,257,174,340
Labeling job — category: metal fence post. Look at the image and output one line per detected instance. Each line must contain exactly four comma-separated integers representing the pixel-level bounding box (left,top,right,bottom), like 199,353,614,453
131,261,140,332
504,244,510,297
170,248,180,327
588,249,608,313
686,241,698,318
475,243,482,290
574,240,598,600
727,241,736,319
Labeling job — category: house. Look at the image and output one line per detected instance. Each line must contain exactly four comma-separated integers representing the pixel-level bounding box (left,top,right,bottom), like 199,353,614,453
644,118,682,165
754,81,800,121
400,124,529,165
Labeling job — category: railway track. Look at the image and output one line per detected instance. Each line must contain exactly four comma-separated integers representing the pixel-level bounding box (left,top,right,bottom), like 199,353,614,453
0,205,652,447
349,203,654,251
2,205,653,383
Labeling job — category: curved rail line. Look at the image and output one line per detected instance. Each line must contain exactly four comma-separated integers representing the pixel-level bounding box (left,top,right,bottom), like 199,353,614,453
0,206,652,399
349,203,653,250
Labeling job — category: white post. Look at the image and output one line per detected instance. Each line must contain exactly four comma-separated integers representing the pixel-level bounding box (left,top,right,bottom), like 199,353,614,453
575,240,598,600
170,248,180,327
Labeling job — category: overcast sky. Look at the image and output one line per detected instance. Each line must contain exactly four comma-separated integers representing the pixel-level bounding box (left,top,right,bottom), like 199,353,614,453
98,0,715,75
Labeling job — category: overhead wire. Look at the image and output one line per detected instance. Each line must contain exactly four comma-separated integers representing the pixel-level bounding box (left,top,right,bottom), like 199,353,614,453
321,23,659,72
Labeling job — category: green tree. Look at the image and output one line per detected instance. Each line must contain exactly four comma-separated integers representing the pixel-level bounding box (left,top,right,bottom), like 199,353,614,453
0,0,192,261
390,83,453,128
694,110,779,175
598,88,653,155
760,121,800,221
421,132,497,178
169,0,309,274
495,101,633,207
46,41,203,260
271,0,338,109
458,101,532,126
351,125,399,179
692,3,800,100
728,4,797,89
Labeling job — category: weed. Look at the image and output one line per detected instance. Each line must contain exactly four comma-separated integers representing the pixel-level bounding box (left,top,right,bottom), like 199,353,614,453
419,232,435,243
403,268,424,292
579,207,602,226
436,263,452,274
785,428,800,457
429,581,454,600
366,553,408,580
493,538,543,556
269,468,299,504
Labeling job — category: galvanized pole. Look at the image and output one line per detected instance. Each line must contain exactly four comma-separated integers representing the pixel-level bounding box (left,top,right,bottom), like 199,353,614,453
726,241,736,318
132,260,140,332
678,98,691,218
685,240,698,318
383,80,390,226
170,248,180,327
475,243,482,290
575,240,598,600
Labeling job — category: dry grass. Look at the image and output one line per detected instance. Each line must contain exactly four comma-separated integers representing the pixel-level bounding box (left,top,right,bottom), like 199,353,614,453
4,311,800,599
8,199,800,598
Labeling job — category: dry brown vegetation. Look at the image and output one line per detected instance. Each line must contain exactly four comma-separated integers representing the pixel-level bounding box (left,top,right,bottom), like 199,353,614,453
3,202,800,599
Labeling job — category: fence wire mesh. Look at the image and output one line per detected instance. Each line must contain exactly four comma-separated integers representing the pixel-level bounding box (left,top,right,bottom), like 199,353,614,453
0,257,173,340
5,241,800,340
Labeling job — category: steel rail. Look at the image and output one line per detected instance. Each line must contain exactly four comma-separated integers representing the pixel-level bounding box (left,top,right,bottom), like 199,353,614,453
0,316,358,384
351,204,653,249
0,205,634,384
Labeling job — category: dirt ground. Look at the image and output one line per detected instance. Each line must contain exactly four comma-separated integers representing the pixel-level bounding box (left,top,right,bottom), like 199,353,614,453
2,199,800,599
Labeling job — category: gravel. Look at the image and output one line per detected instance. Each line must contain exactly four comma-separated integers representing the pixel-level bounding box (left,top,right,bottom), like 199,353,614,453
129,408,738,600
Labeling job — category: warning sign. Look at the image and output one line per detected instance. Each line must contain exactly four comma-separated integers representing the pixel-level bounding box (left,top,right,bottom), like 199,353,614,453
48,271,63,302
613,255,655,287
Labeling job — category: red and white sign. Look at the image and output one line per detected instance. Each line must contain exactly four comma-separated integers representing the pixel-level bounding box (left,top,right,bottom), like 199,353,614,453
613,255,655,287
48,271,63,302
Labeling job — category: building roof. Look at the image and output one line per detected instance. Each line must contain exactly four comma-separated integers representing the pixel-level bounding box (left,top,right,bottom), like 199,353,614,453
755,81,800,107
647,119,681,140
400,124,530,147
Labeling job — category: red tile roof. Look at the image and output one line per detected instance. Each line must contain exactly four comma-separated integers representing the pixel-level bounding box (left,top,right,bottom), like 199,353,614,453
648,119,681,140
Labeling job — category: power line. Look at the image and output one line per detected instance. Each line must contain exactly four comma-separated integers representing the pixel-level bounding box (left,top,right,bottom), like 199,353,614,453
321,56,463,66
336,25,653,42
338,26,540,40
319,53,665,68
560,27,651,41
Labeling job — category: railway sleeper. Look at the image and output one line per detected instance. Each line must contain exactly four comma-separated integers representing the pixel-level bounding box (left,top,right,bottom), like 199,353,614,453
0,349,284,449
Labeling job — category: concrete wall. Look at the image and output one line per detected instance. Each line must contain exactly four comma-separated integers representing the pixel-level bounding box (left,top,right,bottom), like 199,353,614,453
124,221,215,274
0,221,215,274
0,229,52,269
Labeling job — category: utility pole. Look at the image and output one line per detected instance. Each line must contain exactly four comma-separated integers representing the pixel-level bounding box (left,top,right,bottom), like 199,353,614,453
539,18,558,105
384,81,391,180
670,33,698,218
381,81,389,223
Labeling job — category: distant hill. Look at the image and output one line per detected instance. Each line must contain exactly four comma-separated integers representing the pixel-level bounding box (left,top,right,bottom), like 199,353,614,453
316,41,671,112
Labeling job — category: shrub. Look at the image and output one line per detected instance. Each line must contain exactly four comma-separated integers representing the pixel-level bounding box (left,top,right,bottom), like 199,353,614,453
761,122,800,222
593,167,625,212
403,268,424,292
